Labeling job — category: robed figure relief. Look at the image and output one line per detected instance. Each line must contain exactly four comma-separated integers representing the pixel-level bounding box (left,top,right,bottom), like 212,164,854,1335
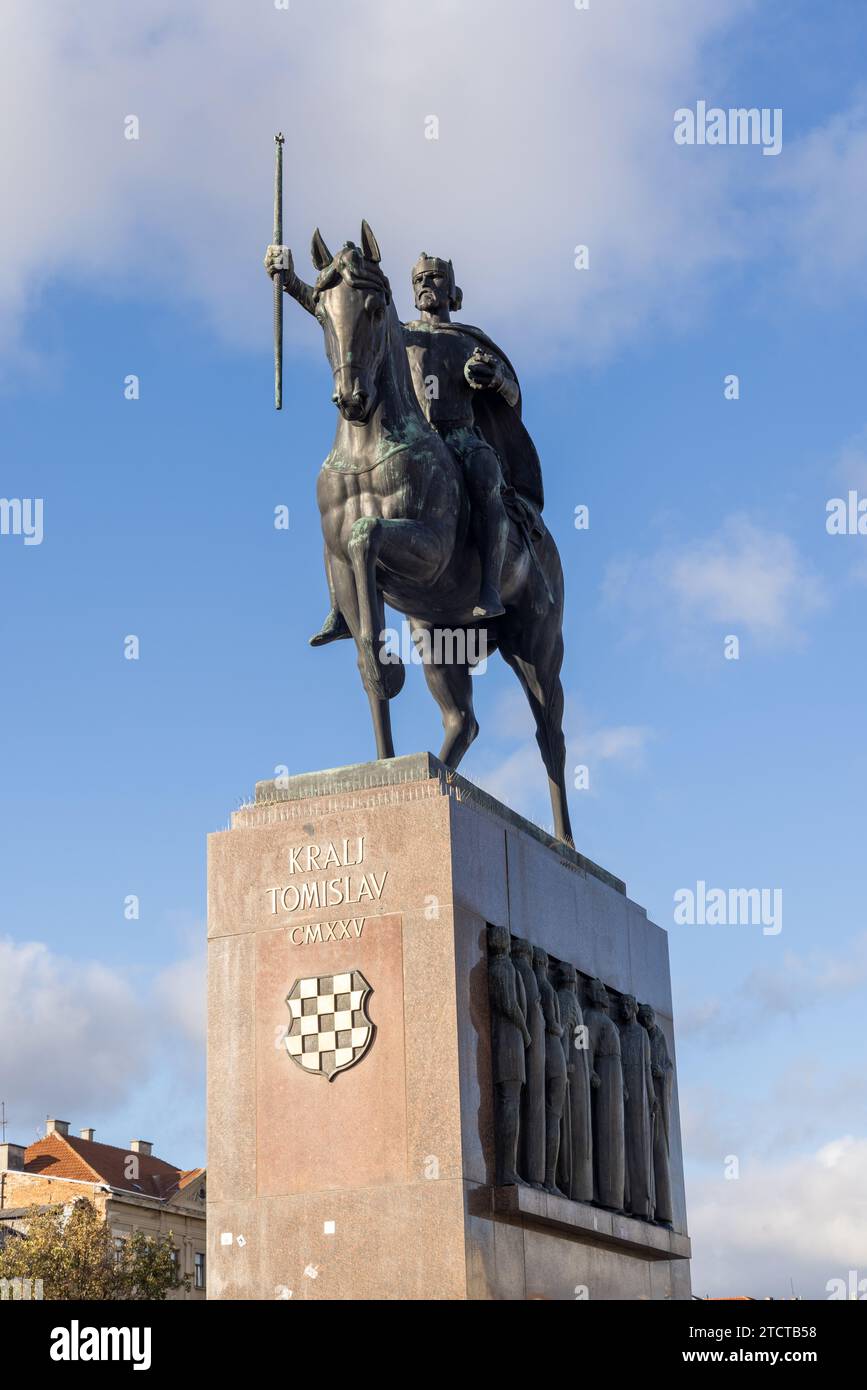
532,948,567,1196
486,924,532,1186
585,978,626,1211
639,1002,674,1226
618,994,657,1221
554,962,593,1204
511,936,546,1187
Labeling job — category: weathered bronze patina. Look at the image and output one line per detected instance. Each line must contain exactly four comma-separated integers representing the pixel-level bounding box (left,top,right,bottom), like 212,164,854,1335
265,223,573,844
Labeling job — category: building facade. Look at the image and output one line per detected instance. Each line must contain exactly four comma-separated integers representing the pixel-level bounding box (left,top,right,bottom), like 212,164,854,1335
0,1119,206,1299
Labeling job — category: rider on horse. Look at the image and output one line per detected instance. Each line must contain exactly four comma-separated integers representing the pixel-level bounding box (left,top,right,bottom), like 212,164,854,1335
266,241,545,645
403,254,546,621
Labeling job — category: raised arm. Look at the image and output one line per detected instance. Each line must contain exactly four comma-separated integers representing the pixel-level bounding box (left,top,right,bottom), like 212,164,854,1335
264,245,317,317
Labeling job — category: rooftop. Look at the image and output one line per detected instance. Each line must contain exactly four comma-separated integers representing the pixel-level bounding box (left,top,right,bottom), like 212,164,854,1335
10,1131,204,1202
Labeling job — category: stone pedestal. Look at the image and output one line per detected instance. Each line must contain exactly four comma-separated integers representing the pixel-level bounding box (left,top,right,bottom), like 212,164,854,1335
207,753,691,1300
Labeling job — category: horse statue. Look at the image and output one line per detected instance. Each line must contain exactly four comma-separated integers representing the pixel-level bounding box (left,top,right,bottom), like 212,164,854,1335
268,222,574,847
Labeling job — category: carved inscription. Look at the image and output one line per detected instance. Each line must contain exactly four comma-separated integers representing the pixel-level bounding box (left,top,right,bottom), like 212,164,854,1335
266,837,387,945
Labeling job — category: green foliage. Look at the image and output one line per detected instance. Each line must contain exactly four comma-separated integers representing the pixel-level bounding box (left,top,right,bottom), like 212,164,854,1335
0,1198,190,1300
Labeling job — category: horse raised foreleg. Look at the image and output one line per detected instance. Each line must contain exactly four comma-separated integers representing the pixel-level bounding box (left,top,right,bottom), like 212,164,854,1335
348,516,443,702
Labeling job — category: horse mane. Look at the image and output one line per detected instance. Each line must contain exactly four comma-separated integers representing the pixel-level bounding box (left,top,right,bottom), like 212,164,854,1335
313,243,391,305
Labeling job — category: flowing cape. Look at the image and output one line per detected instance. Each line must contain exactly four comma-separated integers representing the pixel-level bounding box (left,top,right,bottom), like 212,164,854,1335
409,321,545,511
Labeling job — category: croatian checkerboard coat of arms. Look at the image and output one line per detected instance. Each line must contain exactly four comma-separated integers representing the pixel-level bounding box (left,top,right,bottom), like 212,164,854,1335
285,970,374,1080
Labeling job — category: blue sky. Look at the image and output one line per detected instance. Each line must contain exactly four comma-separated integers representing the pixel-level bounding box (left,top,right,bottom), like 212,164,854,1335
1,0,866,1297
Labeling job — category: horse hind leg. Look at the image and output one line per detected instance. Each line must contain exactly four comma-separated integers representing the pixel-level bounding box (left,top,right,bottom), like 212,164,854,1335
501,633,574,848
411,622,479,768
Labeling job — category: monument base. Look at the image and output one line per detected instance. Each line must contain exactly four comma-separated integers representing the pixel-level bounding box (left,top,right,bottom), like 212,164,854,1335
207,753,691,1300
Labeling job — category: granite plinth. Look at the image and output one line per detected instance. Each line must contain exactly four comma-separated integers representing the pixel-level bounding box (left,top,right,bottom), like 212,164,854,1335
252,752,626,896
207,753,690,1300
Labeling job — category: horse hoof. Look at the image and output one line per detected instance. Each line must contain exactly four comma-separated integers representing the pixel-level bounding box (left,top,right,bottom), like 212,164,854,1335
380,658,405,700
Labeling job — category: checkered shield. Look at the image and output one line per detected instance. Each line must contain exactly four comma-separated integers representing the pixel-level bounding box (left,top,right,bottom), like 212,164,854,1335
285,970,374,1081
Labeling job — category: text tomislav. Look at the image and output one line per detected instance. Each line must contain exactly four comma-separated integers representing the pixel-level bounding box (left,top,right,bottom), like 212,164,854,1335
266,837,388,915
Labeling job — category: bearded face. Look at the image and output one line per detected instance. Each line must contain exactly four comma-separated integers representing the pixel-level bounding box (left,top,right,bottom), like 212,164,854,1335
413,266,450,314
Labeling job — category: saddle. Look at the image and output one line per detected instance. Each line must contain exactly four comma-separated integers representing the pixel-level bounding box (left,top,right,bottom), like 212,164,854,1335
501,486,553,603
502,485,544,543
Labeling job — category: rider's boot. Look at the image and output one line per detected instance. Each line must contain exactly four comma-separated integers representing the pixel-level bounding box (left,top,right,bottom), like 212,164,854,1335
474,583,505,621
309,606,352,647
472,500,508,620
464,447,509,620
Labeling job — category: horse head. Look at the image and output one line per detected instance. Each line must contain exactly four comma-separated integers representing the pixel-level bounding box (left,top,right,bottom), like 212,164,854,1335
310,221,392,424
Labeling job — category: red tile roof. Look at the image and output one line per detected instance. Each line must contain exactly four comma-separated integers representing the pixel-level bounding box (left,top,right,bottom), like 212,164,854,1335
177,1168,206,1191
23,1134,204,1201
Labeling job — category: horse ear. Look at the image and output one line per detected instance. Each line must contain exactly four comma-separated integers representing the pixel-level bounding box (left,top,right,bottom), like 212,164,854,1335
311,227,333,271
360,220,381,264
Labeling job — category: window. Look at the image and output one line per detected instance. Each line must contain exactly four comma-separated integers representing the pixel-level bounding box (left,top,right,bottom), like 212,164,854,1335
194,1251,205,1290
114,1236,125,1267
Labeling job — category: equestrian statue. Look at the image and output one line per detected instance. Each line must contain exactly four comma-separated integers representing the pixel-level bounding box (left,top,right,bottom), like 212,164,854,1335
264,221,574,846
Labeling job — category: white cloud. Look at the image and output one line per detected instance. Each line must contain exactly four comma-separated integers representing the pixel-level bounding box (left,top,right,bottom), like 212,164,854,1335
604,514,826,647
2,2,865,378
1,0,757,370
0,935,204,1148
154,950,206,1048
0,937,149,1139
682,1055,867,1162
676,934,867,1052
688,1136,867,1298
774,94,867,301
677,999,723,1040
743,932,867,1016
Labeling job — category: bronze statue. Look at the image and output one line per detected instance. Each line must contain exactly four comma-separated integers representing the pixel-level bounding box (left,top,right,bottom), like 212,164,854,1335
554,962,593,1204
486,924,532,1186
639,1003,674,1226
264,226,574,845
585,978,625,1211
403,253,527,621
511,937,546,1188
532,947,566,1196
618,994,657,1221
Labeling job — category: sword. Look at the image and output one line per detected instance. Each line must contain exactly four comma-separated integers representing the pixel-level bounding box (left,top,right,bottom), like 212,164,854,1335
273,132,285,410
